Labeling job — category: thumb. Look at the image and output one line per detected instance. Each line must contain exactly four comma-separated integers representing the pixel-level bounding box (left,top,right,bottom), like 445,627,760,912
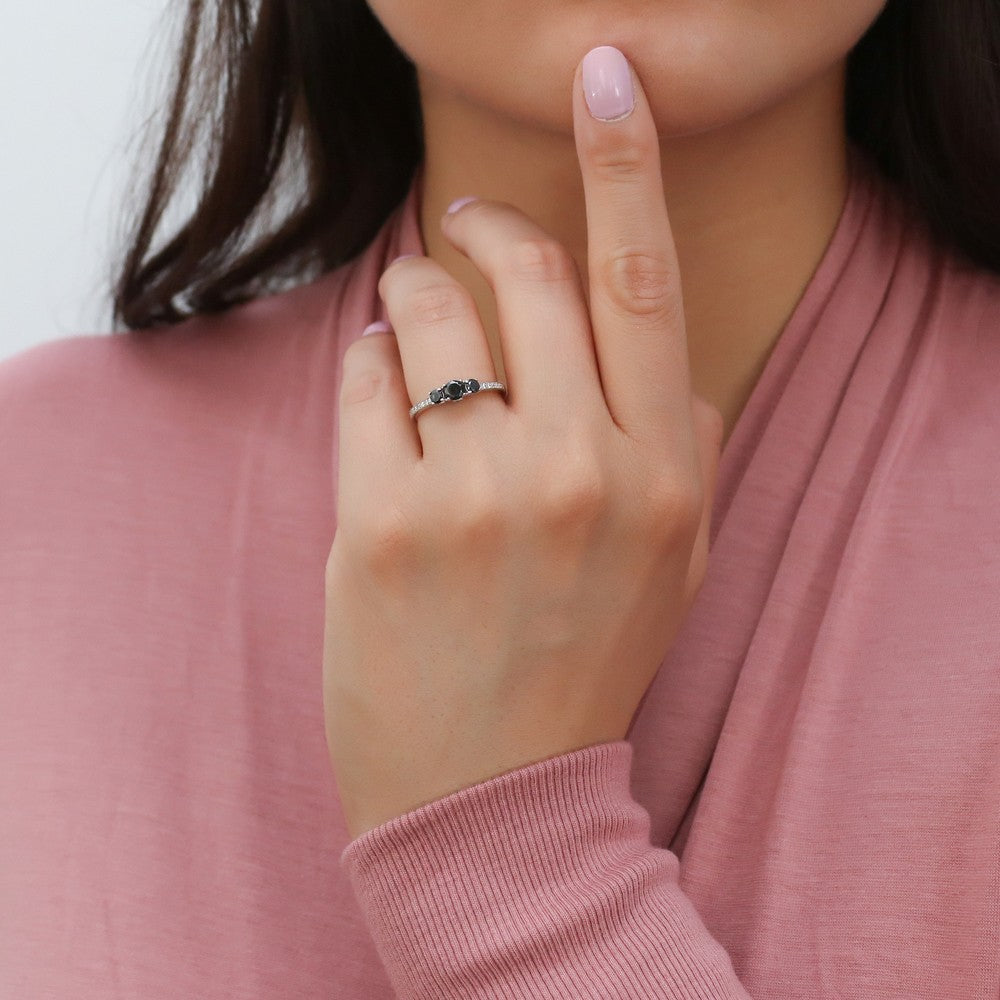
682,393,725,610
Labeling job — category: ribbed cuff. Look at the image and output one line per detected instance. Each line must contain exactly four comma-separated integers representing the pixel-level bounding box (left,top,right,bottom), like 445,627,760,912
340,738,748,999
340,740,653,997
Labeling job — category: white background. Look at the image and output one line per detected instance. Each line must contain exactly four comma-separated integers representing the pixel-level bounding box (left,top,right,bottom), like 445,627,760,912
0,1,173,364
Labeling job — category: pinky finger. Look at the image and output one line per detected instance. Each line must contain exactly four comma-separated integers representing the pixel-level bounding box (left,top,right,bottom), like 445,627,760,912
334,326,422,528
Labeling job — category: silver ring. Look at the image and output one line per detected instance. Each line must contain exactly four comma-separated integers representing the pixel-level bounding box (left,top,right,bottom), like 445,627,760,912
409,378,507,420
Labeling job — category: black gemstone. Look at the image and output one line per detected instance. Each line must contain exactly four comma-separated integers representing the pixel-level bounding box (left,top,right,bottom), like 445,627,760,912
467,379,480,392
429,388,444,404
444,380,464,400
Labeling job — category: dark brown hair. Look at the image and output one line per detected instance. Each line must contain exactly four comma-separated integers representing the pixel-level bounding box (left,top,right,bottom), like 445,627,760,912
109,0,1000,333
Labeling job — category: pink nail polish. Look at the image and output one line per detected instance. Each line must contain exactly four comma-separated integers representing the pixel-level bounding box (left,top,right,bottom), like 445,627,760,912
446,196,478,215
362,321,392,337
582,46,635,122
390,253,419,266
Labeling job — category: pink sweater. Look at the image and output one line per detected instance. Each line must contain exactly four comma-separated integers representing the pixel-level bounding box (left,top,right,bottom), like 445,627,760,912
2,146,999,998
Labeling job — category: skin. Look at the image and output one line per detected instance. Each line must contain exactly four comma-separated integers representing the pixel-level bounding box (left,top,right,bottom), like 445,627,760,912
324,5,889,837
363,0,888,447
327,54,725,837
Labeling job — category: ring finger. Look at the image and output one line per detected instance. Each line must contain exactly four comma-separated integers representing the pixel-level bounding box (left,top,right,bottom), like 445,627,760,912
377,254,507,458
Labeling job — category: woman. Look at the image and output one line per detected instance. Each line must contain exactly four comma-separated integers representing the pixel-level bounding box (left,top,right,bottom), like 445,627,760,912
1,1,998,996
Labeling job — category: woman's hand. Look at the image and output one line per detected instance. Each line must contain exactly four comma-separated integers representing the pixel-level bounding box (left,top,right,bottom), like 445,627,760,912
323,47,724,841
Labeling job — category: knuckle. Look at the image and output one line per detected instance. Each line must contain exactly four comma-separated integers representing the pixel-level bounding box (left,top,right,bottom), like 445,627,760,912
340,368,385,405
355,506,422,577
339,340,398,405
431,459,512,546
339,348,392,405
600,247,675,318
451,492,510,546
502,237,578,284
587,129,657,180
407,283,473,328
642,469,703,534
539,459,608,529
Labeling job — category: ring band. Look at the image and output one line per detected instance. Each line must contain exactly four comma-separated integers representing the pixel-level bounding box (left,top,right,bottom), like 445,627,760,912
409,378,507,420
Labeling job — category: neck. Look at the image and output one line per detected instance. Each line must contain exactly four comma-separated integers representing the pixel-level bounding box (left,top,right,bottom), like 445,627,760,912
417,62,850,447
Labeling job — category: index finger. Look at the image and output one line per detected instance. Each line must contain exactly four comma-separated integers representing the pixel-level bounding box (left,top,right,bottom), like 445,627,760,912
574,45,693,449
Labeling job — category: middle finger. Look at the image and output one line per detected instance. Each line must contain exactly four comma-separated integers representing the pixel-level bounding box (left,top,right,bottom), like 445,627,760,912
439,197,608,432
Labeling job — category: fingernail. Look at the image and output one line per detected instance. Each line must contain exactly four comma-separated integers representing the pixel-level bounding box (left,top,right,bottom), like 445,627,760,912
389,253,419,266
362,321,392,337
582,46,635,122
446,195,479,215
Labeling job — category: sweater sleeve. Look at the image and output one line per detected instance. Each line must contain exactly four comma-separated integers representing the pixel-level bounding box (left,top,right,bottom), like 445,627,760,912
339,740,753,999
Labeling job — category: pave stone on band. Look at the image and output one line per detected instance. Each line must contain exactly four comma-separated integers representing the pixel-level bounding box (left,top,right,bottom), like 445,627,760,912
409,378,507,420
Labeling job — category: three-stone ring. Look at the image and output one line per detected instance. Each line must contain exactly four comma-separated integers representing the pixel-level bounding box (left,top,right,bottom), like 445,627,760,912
408,378,508,420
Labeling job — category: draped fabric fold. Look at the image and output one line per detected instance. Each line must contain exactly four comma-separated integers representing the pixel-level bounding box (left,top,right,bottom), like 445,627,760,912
1,144,998,997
